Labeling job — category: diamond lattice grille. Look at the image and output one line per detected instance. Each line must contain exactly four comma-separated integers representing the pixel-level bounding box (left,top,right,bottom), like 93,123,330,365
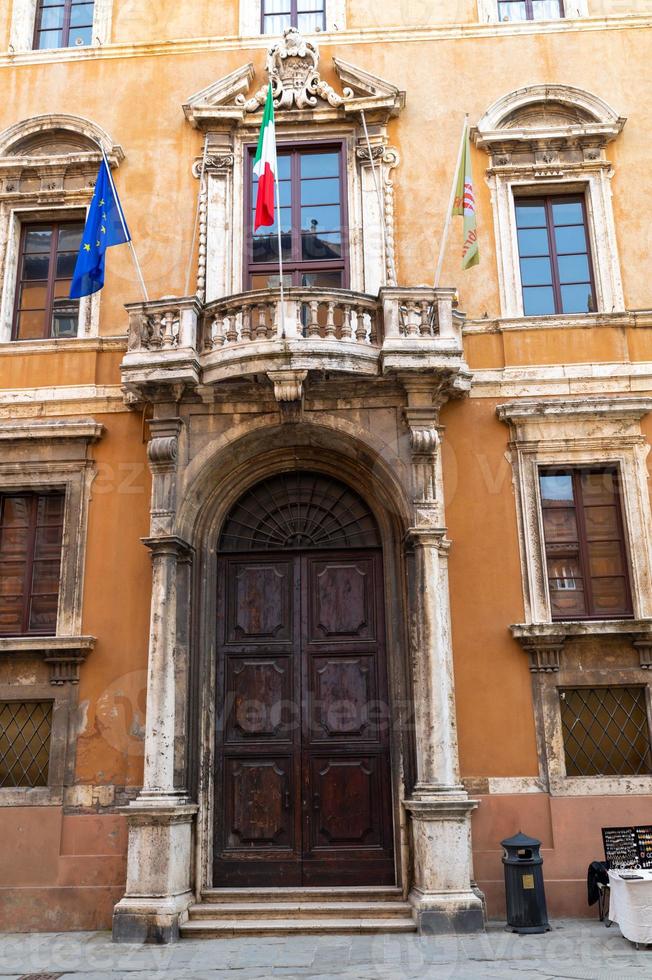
219,472,381,552
0,701,53,788
560,687,652,777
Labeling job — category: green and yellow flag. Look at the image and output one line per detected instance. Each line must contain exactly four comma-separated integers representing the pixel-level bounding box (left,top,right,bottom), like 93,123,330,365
452,124,479,270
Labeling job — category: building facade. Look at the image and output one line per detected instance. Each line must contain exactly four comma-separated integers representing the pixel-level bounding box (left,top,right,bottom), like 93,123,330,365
1,0,652,941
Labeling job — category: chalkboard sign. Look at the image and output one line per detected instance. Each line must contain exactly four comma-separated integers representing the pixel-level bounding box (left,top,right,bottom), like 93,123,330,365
602,826,652,869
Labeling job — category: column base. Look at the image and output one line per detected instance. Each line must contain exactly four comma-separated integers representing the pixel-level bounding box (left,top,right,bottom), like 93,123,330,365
409,888,485,935
112,800,197,944
112,892,193,944
404,791,485,936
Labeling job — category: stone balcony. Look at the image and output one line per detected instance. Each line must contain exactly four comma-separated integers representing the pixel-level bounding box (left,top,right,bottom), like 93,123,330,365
121,285,471,401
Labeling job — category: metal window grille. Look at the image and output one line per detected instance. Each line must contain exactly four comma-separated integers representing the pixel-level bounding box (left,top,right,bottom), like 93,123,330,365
560,687,652,777
0,701,53,788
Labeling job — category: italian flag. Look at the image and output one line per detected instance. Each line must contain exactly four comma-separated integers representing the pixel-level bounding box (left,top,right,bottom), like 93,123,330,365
253,85,277,230
452,123,479,270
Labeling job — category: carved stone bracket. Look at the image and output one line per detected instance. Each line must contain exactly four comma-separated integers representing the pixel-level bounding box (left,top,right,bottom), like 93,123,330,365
633,635,652,670
267,370,307,403
0,636,95,686
517,634,566,673
147,418,182,475
512,620,652,672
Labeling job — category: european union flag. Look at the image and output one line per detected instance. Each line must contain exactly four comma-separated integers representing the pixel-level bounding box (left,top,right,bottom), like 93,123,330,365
69,158,131,299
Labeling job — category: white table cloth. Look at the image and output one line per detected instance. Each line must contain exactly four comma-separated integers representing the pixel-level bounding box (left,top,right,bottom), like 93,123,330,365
608,869,652,945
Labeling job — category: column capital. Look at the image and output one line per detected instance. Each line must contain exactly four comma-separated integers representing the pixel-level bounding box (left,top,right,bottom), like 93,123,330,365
405,527,450,551
141,535,194,560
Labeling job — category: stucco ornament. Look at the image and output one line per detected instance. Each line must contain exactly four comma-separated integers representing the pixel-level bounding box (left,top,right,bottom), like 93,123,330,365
236,28,353,113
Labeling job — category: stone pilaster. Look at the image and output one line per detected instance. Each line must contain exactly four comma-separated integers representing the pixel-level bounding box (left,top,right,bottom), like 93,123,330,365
113,419,197,944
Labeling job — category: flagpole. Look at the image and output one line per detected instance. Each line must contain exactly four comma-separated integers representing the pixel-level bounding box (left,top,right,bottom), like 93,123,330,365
275,164,286,340
433,114,469,289
100,147,149,303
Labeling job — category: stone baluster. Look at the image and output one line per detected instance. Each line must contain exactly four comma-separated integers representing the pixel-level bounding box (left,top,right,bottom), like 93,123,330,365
419,301,431,336
340,304,353,341
325,302,336,338
225,310,238,344
406,302,420,337
256,303,268,340
308,299,320,337
355,307,367,344
241,305,252,342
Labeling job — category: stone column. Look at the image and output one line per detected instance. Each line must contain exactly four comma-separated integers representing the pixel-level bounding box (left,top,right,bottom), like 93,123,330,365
113,417,197,944
401,381,484,934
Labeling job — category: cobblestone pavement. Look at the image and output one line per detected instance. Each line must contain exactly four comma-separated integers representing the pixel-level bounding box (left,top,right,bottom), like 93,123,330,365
2,919,652,979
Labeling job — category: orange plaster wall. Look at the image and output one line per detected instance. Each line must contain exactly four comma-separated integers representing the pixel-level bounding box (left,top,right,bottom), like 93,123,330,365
75,410,152,788
442,397,540,778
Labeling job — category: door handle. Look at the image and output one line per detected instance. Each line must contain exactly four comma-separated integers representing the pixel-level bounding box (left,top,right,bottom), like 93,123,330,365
312,792,321,811
284,788,291,810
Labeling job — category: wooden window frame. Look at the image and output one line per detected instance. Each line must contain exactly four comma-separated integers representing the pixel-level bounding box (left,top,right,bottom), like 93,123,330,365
261,0,326,34
514,194,596,317
0,490,65,637
11,220,82,342
497,0,564,21
244,140,349,290
33,0,95,50
539,466,633,622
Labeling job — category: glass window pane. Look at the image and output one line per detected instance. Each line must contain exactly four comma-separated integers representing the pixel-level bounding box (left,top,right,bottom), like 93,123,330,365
52,312,79,338
542,508,578,543
263,0,291,11
56,253,78,278
69,26,92,46
39,7,65,30
555,224,588,254
24,229,52,254
301,153,340,178
70,3,95,27
532,0,564,19
18,285,48,310
302,231,342,260
540,473,574,503
298,0,325,9
583,506,619,540
28,595,58,632
301,204,341,232
301,177,340,205
498,1,528,20
276,156,291,180
590,578,629,615
587,540,624,578
298,11,325,31
15,311,46,340
520,256,552,286
515,202,546,228
523,286,555,316
581,470,617,504
22,255,50,281
547,557,583,593
552,200,584,225
517,227,549,258
37,29,64,49
561,284,593,314
557,254,590,285
263,13,291,33
300,271,343,288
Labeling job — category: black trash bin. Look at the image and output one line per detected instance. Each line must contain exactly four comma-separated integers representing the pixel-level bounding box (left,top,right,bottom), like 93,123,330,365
501,831,551,934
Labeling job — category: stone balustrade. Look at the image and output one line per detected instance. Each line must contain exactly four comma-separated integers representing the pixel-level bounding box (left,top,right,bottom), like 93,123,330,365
122,285,467,398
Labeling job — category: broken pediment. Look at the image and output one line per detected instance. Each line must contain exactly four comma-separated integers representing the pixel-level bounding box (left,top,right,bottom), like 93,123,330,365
183,28,404,128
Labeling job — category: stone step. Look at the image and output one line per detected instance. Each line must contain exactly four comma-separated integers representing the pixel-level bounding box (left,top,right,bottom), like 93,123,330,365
180,916,417,938
188,900,412,920
200,886,404,904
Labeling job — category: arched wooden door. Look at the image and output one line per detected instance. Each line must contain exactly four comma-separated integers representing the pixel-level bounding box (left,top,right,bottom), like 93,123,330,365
213,472,395,886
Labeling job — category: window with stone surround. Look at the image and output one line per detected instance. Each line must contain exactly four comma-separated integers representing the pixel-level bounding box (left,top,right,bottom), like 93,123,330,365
261,0,325,34
539,467,632,621
247,143,348,289
13,221,83,340
473,85,625,319
0,491,65,636
477,0,586,21
0,700,53,787
240,0,344,35
34,0,95,49
9,0,111,52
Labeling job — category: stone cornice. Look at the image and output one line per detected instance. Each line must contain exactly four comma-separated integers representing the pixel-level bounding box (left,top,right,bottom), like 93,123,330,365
1,14,651,69
464,310,652,334
497,395,652,425
0,418,105,442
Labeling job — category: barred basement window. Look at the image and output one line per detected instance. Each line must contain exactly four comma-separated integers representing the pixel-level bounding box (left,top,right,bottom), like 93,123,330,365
0,701,53,788
560,687,652,777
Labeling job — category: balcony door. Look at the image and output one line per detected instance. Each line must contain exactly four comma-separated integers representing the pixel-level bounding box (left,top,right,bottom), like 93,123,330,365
246,143,349,290
213,472,395,886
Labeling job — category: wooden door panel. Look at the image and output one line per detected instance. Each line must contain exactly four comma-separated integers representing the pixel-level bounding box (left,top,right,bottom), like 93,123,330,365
307,557,376,644
309,655,378,742
307,755,383,849
224,656,293,743
224,756,294,850
226,560,293,645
